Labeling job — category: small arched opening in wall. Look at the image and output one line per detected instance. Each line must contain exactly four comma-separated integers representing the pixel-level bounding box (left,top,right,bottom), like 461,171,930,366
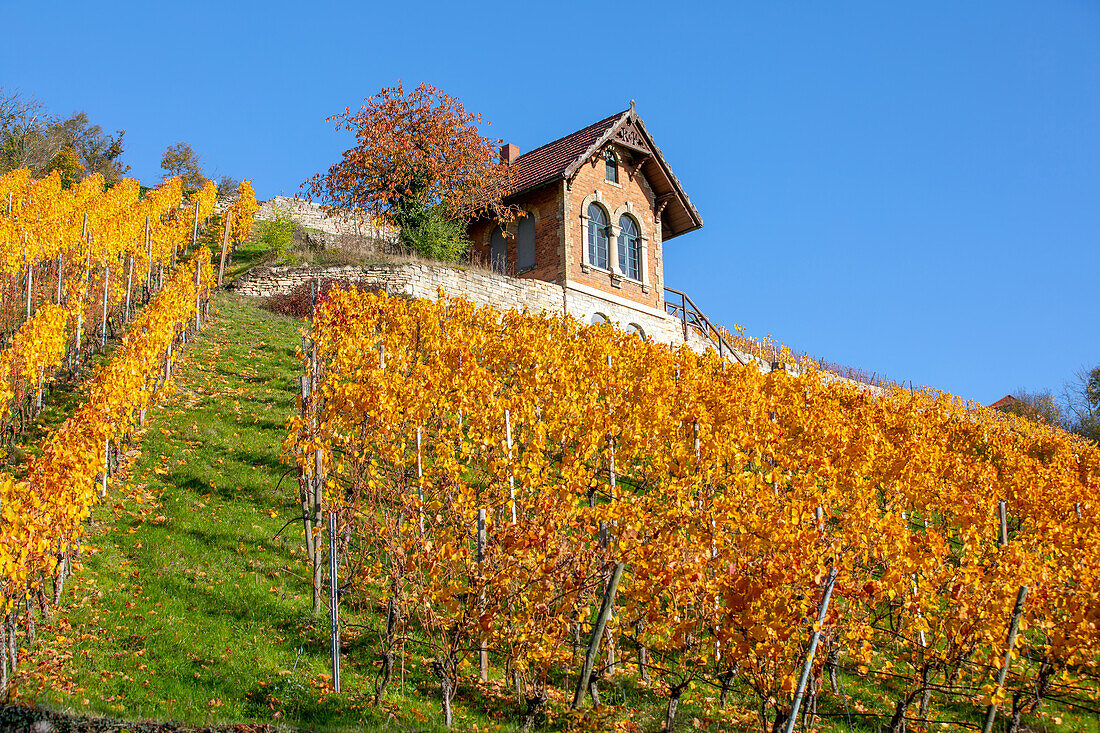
628,322,646,340
591,312,610,325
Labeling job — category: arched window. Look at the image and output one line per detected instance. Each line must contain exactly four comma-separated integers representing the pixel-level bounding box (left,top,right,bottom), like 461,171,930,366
628,322,646,340
490,227,507,273
587,204,609,270
517,216,536,271
591,312,609,325
605,150,619,183
617,215,641,280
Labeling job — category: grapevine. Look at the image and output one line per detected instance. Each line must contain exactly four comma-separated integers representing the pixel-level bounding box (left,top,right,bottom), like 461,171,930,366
0,171,253,437
289,287,1100,731
0,239,213,693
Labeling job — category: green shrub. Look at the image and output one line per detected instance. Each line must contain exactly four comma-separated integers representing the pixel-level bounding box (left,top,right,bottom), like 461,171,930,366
258,203,296,261
396,199,470,262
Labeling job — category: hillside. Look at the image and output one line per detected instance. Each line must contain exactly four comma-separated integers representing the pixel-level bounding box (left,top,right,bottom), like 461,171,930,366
7,294,470,730
3,245,1098,732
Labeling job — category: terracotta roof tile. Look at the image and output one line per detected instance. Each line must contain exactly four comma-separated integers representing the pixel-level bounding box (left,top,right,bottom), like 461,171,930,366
506,110,629,197
988,395,1022,410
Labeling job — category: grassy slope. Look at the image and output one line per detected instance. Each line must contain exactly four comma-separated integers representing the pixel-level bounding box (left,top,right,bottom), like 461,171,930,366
13,293,490,731
8,248,1097,732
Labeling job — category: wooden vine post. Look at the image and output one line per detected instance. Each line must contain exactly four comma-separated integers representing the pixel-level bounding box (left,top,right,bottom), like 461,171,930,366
74,230,93,372
998,501,1009,547
124,255,133,323
505,409,517,525
572,561,625,709
297,351,320,614
504,408,522,698
313,445,324,614
981,585,1029,733
194,258,201,331
144,216,152,299
784,566,839,733
24,251,32,321
100,263,109,347
190,202,199,254
605,372,618,675
217,212,232,287
99,440,109,499
328,510,341,692
416,426,425,534
478,504,488,682
305,317,325,615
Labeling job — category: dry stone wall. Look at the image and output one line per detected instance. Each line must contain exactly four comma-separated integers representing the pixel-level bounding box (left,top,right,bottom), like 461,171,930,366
230,261,772,368
254,196,398,242
227,261,893,394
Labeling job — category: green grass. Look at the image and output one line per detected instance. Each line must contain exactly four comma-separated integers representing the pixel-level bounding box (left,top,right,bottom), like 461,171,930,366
9,266,1099,732
220,226,276,283
12,293,493,731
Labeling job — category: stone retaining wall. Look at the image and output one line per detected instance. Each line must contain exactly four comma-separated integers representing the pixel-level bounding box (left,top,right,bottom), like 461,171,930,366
254,196,398,242
229,262,771,369
229,262,891,394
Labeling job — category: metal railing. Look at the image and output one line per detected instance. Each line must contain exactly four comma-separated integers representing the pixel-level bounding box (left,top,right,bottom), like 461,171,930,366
664,286,749,366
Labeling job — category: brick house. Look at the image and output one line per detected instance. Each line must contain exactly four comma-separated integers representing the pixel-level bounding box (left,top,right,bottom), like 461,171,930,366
467,102,702,320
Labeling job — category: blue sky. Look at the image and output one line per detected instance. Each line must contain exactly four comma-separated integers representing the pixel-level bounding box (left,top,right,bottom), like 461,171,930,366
4,1,1097,404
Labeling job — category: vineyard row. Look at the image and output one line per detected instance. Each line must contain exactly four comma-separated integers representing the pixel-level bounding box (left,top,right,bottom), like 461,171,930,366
0,235,214,696
0,168,256,438
286,288,1100,732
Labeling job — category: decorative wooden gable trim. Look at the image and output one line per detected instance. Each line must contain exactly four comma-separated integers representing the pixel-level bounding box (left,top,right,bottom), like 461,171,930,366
564,114,633,182
505,102,702,240
563,107,702,239
613,119,650,154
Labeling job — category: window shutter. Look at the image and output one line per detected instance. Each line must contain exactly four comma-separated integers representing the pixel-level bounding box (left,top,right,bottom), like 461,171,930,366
517,217,536,271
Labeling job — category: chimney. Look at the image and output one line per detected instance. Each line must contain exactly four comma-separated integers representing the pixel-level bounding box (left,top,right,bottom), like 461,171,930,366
500,143,519,164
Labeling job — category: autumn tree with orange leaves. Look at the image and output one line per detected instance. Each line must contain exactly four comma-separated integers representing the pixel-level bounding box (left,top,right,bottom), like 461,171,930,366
305,82,514,261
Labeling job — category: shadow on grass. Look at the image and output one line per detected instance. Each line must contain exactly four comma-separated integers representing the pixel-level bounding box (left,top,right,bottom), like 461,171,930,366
227,446,286,474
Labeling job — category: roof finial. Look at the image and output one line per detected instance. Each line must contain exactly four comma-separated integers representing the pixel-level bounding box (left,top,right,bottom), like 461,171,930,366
630,99,636,115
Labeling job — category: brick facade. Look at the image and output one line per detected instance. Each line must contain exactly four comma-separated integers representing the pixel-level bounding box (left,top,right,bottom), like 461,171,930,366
468,182,566,285
470,143,668,312
468,106,703,318
565,147,663,311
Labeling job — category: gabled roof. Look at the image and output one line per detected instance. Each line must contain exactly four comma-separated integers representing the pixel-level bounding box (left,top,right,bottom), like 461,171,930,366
506,105,703,241
988,395,1023,410
986,394,1051,423
508,111,624,197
